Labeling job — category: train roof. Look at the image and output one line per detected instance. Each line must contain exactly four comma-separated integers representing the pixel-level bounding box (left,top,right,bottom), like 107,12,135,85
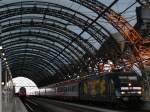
47,72,139,87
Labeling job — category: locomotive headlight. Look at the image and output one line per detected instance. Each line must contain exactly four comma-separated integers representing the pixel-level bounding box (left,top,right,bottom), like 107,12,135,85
128,83,132,86
121,91,125,95
133,87,142,90
137,91,142,95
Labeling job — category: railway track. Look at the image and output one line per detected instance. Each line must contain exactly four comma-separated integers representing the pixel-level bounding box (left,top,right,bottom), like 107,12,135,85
21,97,150,112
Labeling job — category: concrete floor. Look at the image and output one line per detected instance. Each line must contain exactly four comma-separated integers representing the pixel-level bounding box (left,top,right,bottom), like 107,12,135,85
2,96,28,112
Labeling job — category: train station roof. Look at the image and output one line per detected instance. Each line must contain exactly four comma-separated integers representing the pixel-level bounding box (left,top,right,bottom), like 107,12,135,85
0,0,140,87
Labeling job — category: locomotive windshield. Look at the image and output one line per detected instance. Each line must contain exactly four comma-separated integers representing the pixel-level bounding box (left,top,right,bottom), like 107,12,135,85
119,76,137,82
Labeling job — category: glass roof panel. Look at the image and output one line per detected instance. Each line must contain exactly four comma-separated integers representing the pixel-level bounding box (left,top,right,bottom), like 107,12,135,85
0,0,140,27
0,0,142,86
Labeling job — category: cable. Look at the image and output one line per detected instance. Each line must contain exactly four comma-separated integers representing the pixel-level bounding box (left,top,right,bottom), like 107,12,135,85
119,1,137,15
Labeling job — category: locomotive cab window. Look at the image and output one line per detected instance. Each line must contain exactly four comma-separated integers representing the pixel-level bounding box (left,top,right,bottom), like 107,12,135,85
119,76,137,82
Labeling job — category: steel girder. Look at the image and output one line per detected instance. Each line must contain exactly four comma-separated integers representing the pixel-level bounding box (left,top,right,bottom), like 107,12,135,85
2,33,82,65
11,67,50,87
3,40,86,78
5,45,71,65
6,50,71,75
0,0,120,86
11,64,49,80
2,21,91,54
0,1,110,47
1,20,94,78
6,48,73,75
2,23,86,59
2,33,84,73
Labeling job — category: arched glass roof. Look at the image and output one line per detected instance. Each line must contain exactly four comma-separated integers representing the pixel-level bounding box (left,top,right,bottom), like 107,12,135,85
0,0,141,87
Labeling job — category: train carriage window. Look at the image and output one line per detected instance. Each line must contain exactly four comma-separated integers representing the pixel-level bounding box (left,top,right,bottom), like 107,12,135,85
74,85,78,91
67,87,69,92
72,85,75,91
70,87,72,92
71,86,72,92
72,86,74,91
64,87,66,92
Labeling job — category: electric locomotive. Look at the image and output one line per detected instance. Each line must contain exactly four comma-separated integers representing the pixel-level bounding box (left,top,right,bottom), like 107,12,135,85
41,72,143,103
79,72,143,102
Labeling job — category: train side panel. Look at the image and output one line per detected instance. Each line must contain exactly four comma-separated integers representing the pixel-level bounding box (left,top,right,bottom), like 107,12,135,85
79,74,121,102
55,81,80,100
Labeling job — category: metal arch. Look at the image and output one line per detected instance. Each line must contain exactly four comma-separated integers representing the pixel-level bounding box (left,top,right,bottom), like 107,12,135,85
2,21,88,55
5,44,71,66
0,0,122,86
0,0,111,40
8,56,62,81
2,33,84,63
5,54,56,75
9,52,84,81
11,68,48,87
1,18,95,56
10,64,48,81
72,0,143,42
9,58,71,82
0,0,115,65
7,54,57,73
0,2,119,55
8,59,54,78
1,28,85,63
5,47,78,76
1,31,87,71
6,51,71,76
1,25,87,63
1,16,67,27
5,47,70,65
0,10,110,51
2,33,82,62
0,2,109,50
9,58,68,80
3,38,75,65
5,47,83,79
3,40,80,73
4,43,76,76
8,59,55,77
6,49,69,74
15,68,53,87
71,0,150,68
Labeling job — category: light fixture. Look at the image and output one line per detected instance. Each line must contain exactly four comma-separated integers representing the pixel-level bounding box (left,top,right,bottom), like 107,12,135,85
137,91,142,95
128,83,132,86
1,82,4,85
0,46,2,50
121,91,125,95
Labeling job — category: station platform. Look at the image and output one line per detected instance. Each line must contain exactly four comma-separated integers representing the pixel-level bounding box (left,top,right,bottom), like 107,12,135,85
2,96,28,112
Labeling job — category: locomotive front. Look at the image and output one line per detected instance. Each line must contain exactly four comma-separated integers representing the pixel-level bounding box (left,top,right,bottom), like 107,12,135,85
119,73,143,102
